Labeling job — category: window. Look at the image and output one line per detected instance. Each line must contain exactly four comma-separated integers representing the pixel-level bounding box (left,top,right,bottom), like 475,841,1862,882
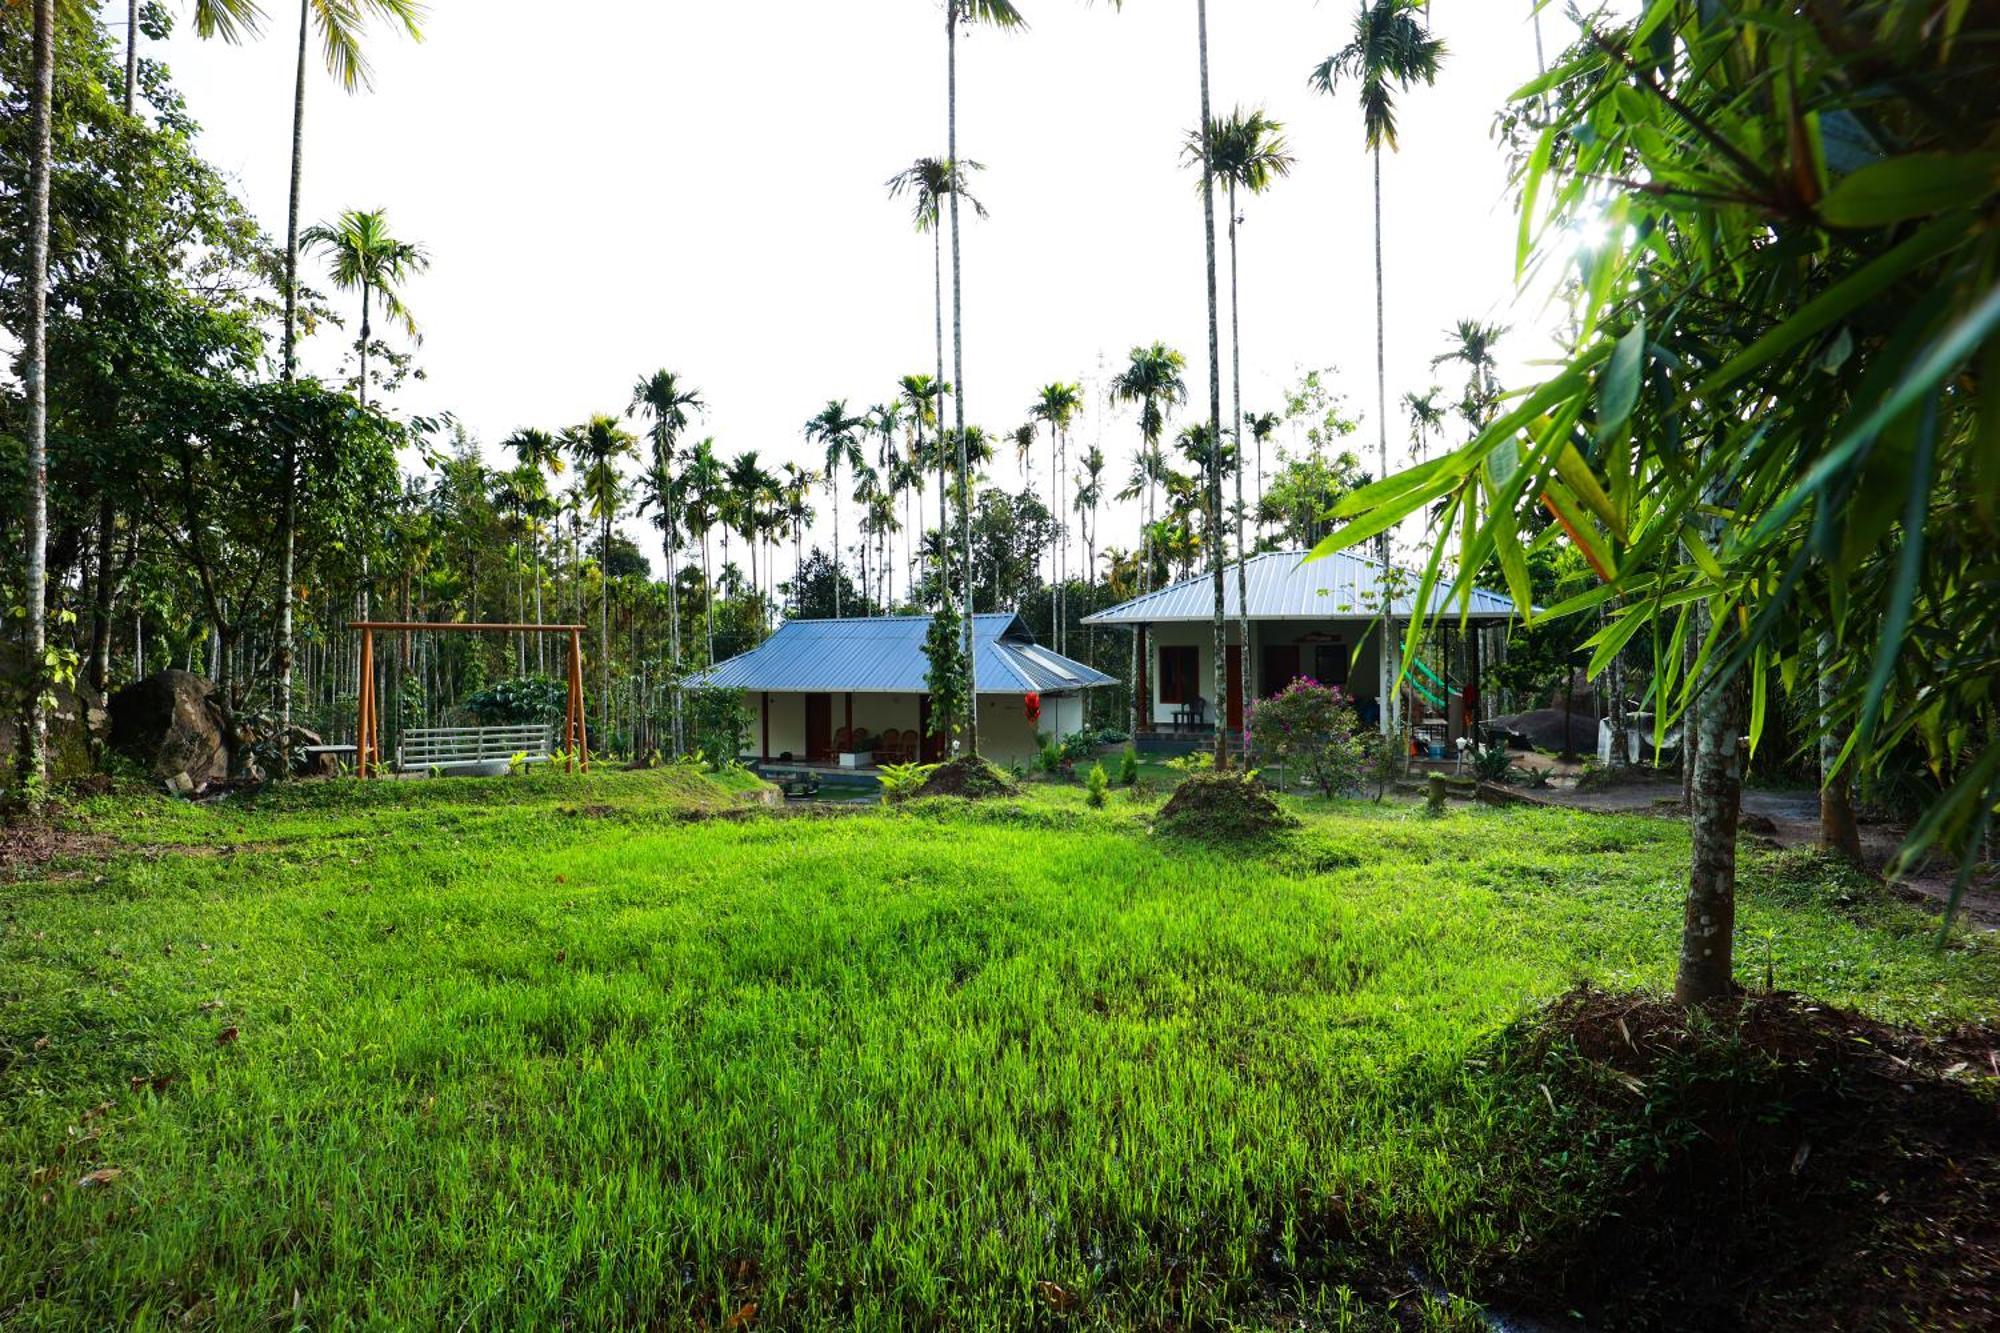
1158,645,1199,704
1313,642,1349,688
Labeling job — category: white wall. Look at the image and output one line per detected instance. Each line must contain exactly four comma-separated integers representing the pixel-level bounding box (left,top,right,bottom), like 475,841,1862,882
743,690,1073,767
1139,620,1386,729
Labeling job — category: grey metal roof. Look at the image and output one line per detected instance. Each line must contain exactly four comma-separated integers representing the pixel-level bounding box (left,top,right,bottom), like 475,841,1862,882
686,614,1117,695
1080,549,1522,625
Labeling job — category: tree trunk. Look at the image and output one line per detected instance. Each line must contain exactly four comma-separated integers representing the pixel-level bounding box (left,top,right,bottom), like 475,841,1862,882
830,473,842,618
276,0,309,761
16,0,54,799
1678,618,1744,1005
601,515,612,752
948,4,978,754
1228,181,1252,751
1371,146,1394,738
1195,0,1226,770
1817,632,1863,863
358,281,372,409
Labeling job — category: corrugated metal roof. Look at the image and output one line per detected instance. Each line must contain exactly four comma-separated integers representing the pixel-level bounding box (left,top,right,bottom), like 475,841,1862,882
686,614,1118,695
1080,549,1522,625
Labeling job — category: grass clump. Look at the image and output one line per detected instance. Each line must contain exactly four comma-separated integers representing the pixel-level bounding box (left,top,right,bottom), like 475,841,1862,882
914,754,1020,800
1155,770,1298,841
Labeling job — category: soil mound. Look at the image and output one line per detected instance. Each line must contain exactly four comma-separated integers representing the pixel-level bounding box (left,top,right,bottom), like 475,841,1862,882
1479,985,2000,1330
1490,706,1599,754
1155,772,1298,841
916,756,1020,800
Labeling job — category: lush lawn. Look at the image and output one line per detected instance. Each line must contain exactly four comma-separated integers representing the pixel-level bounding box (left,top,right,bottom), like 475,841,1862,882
3,770,1993,1330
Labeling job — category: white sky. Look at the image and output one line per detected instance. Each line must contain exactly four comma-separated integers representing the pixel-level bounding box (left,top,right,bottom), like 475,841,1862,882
146,0,1580,574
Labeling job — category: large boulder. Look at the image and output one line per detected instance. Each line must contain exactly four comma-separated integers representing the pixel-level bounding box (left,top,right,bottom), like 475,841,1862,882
108,670,231,786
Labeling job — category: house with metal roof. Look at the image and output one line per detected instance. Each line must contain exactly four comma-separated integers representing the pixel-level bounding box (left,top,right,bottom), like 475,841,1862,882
1082,548,1521,746
688,613,1116,767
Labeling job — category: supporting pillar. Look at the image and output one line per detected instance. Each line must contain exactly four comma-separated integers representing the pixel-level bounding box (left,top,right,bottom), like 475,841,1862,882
761,691,771,762
1135,623,1151,734
357,627,374,778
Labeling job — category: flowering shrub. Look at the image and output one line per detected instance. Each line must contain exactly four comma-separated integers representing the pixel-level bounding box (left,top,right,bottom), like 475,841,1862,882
1247,677,1364,798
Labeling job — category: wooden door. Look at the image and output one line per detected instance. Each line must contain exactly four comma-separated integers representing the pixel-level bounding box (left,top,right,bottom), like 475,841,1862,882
805,693,833,762
1225,644,1244,731
1261,645,1301,700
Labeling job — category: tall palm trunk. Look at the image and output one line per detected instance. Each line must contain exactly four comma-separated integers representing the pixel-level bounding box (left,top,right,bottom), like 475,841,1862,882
663,479,683,756
1228,179,1251,746
1371,145,1393,738
1195,0,1227,770
947,3,978,754
16,0,54,799
933,227,946,595
829,472,842,618
701,530,714,666
358,281,372,408
600,513,612,751
1817,631,1862,862
276,0,310,758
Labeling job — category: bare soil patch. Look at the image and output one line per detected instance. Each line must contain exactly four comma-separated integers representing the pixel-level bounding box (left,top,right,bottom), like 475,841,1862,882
915,756,1020,800
1155,772,1298,842
1479,985,2000,1331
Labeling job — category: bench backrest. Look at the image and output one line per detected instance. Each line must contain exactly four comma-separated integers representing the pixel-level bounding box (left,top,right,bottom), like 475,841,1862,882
400,725,552,768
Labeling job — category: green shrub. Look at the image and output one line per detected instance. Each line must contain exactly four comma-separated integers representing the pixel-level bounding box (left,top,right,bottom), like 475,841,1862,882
1118,745,1140,786
1085,761,1109,808
1036,736,1064,775
685,688,751,771
877,762,937,803
1166,750,1215,775
464,675,567,725
1471,743,1514,783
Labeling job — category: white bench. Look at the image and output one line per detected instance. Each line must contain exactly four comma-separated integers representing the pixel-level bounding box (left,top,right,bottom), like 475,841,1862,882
398,725,553,776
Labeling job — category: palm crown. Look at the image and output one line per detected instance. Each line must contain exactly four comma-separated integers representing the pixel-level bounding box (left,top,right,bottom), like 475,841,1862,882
1184,106,1295,195
1309,0,1446,153
300,207,429,337
885,156,989,233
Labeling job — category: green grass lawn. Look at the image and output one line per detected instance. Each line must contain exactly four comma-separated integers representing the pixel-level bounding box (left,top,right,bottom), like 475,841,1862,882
3,769,1993,1330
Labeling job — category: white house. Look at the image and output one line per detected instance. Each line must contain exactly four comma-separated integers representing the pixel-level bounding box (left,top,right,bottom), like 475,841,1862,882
687,613,1115,768
1082,548,1520,749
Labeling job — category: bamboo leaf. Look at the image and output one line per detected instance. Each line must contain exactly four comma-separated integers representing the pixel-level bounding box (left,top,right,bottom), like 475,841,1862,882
1594,320,1646,449
1818,153,2000,228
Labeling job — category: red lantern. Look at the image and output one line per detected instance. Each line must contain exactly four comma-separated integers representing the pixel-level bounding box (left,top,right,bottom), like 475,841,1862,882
1023,692,1042,723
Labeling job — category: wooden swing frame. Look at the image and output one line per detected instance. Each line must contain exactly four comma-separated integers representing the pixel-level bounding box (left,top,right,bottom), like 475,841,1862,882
348,621,590,779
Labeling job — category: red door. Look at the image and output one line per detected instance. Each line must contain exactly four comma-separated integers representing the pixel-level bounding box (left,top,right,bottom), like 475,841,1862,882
1226,644,1244,731
805,693,833,762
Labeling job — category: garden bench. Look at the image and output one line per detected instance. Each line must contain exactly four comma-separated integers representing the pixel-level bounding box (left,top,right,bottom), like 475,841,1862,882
397,725,553,775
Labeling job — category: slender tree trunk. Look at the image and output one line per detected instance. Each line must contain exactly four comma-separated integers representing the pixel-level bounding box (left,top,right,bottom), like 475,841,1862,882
1817,631,1862,863
1229,181,1251,748
1371,145,1394,738
664,481,683,756
1679,602,1744,1004
276,0,309,760
358,282,372,409
600,514,612,752
1196,0,1227,769
16,0,54,800
948,5,978,754
701,532,714,666
830,474,842,618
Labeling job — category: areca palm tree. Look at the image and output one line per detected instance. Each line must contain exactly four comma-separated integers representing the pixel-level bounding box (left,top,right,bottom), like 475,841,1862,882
1110,343,1186,738
504,427,562,671
680,439,724,664
1402,386,1447,460
1074,444,1106,598
805,400,866,617
1245,410,1280,539
886,156,986,416
272,0,420,772
629,370,703,752
1311,0,1445,735
1431,319,1506,430
898,373,948,591
725,451,774,623
564,414,637,749
941,0,1024,754
1187,107,1293,731
778,463,817,614
1032,382,1082,652
300,208,428,410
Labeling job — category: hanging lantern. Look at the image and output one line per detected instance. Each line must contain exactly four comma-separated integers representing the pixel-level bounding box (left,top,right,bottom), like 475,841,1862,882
1023,692,1042,724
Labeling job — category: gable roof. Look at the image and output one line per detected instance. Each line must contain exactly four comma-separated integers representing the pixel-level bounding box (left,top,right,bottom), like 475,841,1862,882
1080,549,1522,625
686,614,1117,695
